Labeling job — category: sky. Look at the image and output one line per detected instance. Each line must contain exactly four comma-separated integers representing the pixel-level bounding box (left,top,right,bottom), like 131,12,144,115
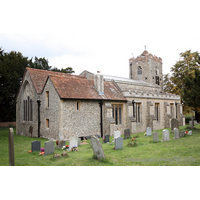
1,0,200,78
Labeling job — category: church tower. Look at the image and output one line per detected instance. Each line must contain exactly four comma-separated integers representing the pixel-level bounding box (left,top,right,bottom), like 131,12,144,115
129,49,163,91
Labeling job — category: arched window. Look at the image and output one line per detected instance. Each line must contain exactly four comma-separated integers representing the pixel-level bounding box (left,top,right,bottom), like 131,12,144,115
138,66,142,75
23,81,33,122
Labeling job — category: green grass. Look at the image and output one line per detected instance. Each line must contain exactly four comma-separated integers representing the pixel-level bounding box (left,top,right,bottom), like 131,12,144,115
1,125,200,166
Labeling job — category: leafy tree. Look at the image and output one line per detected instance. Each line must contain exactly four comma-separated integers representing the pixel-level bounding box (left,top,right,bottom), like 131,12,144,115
51,67,75,74
182,69,200,122
0,48,31,122
163,50,200,118
29,56,52,70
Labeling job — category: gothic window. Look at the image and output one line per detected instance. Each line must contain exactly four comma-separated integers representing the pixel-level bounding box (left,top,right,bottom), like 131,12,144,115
135,103,141,123
155,103,159,121
23,81,33,122
112,105,122,125
137,66,142,75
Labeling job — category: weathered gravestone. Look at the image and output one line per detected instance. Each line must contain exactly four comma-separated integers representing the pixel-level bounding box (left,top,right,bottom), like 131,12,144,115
124,129,130,139
68,137,78,151
45,141,54,155
105,135,110,143
188,131,192,135
179,131,185,138
146,127,152,136
163,129,170,141
153,132,159,141
115,137,123,150
171,118,179,131
32,141,41,152
173,128,179,139
78,138,81,146
90,136,105,159
8,128,15,166
58,141,65,149
114,131,121,139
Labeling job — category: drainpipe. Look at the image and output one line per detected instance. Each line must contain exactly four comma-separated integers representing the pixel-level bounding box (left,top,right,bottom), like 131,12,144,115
132,100,135,118
175,102,178,119
37,97,41,138
99,100,104,138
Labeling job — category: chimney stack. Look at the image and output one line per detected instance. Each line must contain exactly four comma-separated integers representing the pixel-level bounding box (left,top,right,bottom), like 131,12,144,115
94,72,104,95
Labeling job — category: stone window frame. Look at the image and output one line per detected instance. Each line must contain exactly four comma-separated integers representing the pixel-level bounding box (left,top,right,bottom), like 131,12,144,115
137,66,142,75
22,81,33,122
155,103,160,122
46,119,49,129
135,102,142,123
170,103,174,118
76,100,81,111
45,91,49,108
112,104,123,125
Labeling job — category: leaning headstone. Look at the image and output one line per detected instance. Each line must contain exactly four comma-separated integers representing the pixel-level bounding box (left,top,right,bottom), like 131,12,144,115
45,141,54,155
171,118,179,131
188,131,192,135
78,138,81,146
114,131,121,139
146,127,152,136
90,136,105,159
68,137,78,151
153,132,159,141
31,141,41,152
163,129,170,141
8,128,15,166
105,135,110,143
179,131,185,138
115,137,123,150
124,129,130,139
173,128,179,139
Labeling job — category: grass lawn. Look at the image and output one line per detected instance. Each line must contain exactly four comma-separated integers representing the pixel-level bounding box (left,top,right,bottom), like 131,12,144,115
1,125,200,166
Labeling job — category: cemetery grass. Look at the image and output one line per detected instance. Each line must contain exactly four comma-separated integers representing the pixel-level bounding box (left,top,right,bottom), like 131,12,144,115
1,125,200,166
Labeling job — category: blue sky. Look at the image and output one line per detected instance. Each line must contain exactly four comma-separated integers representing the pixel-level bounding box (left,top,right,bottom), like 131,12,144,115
1,0,200,78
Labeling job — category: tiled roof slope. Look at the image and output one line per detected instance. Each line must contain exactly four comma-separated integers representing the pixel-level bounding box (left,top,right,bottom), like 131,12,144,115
27,68,126,101
49,75,126,101
27,67,85,93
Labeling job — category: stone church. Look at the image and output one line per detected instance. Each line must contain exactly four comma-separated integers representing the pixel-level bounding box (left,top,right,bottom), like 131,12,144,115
16,50,185,140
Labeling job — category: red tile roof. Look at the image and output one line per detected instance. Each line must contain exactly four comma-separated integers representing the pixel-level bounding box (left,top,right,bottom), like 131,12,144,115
26,68,126,101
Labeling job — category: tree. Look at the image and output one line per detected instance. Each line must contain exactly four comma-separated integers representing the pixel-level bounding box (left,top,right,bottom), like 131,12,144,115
182,69,200,122
0,48,31,122
29,56,52,70
163,50,200,118
51,67,75,74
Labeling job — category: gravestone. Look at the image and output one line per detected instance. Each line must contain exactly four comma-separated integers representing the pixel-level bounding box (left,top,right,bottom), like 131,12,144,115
173,128,179,139
58,141,65,149
124,129,130,139
8,128,15,166
45,141,54,155
146,127,152,136
163,129,170,141
90,136,105,159
115,137,123,150
114,131,121,139
179,131,185,138
69,137,78,151
105,135,110,143
31,141,41,152
78,138,81,146
188,131,192,135
153,132,159,141
171,118,179,131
